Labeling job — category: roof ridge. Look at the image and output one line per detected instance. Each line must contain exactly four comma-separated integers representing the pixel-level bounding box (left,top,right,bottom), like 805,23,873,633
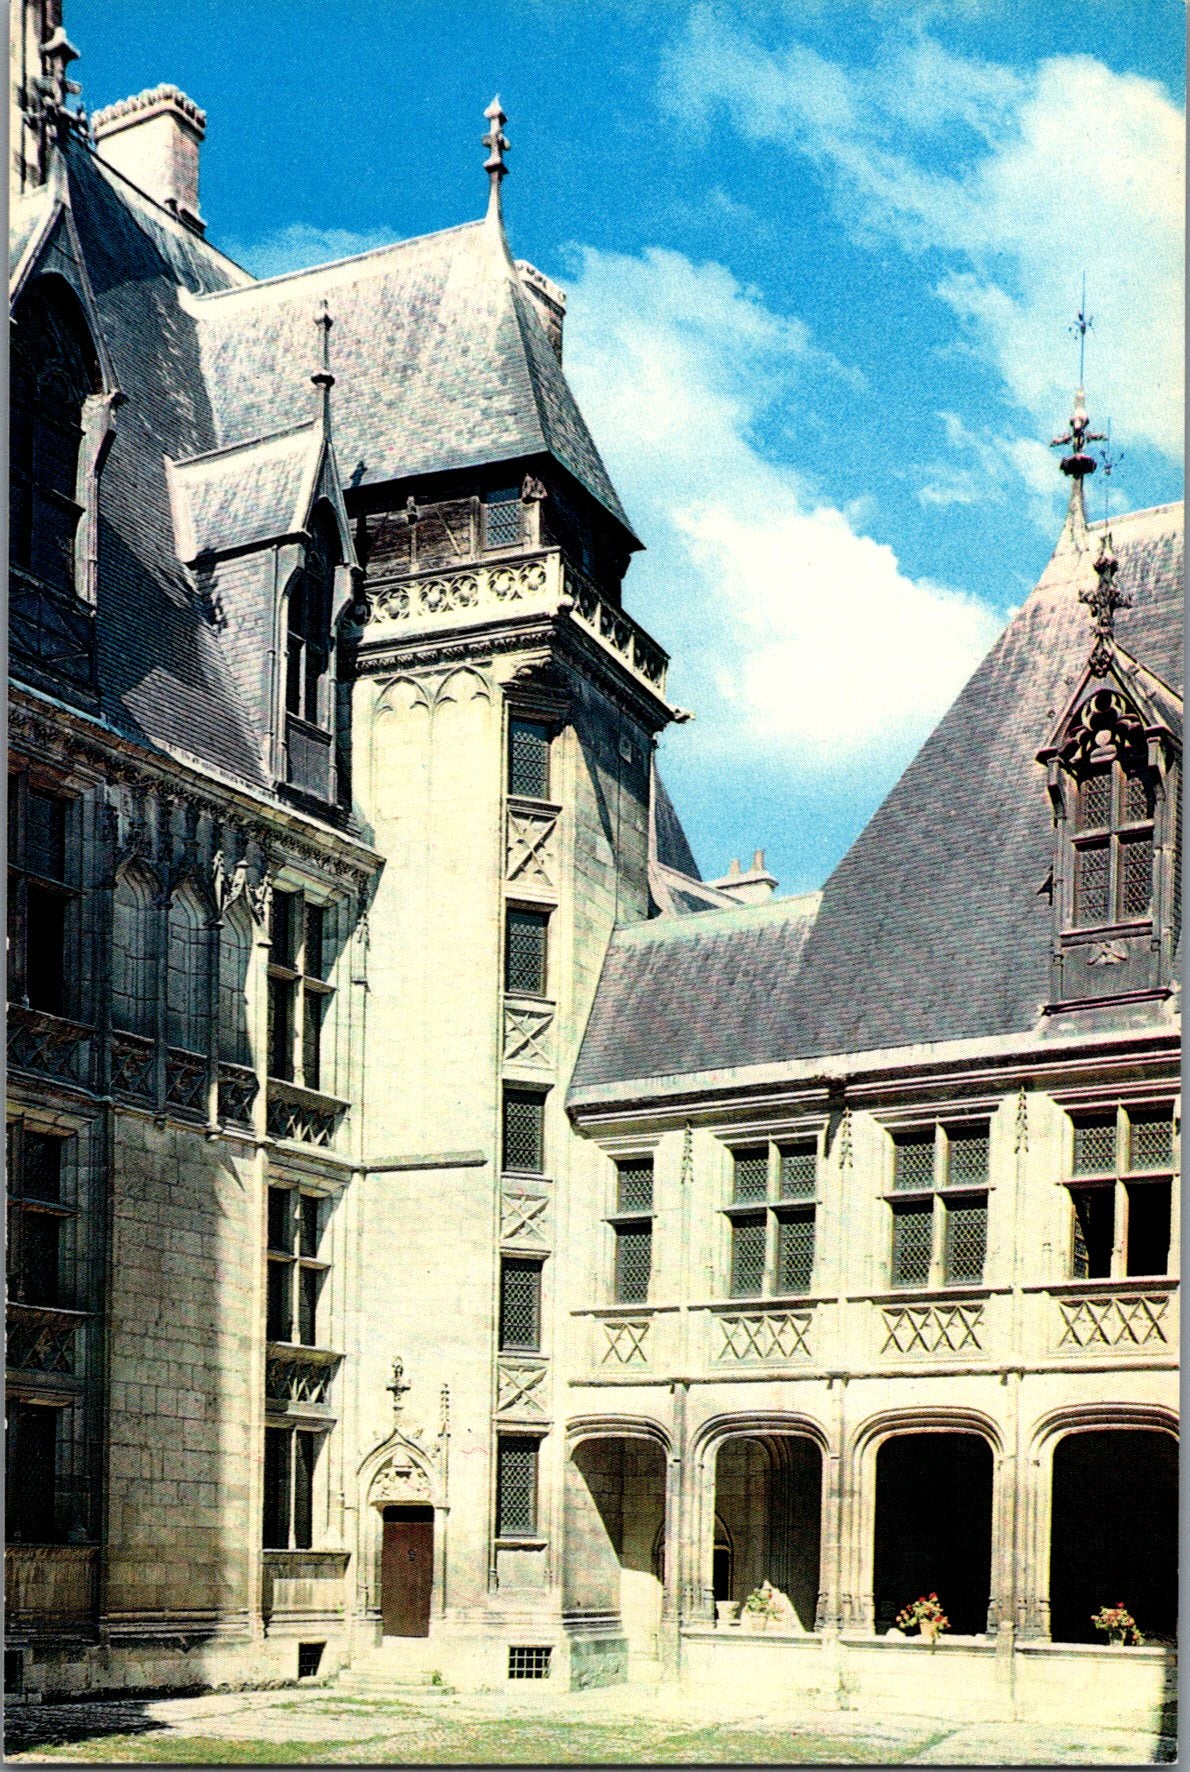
171,419,319,468
188,218,488,300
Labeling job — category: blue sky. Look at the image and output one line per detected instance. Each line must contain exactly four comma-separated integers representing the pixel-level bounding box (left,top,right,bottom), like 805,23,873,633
73,1,1184,894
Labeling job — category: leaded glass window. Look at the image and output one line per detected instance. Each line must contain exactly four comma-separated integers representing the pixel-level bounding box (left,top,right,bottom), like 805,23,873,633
503,1089,545,1174
732,1148,768,1203
263,1424,320,1550
891,1203,932,1287
729,1216,766,1297
609,1156,653,1303
496,1436,538,1536
1070,757,1156,927
1067,1102,1176,1280
893,1133,934,1190
500,1258,542,1351
265,1185,328,1348
616,1160,653,1214
8,777,78,1020
484,488,522,551
268,892,334,1090
6,1125,73,1309
1072,1118,1116,1176
777,1212,815,1294
779,1144,816,1198
508,719,550,800
1130,1111,1174,1172
946,1128,989,1187
505,908,548,996
944,1198,988,1285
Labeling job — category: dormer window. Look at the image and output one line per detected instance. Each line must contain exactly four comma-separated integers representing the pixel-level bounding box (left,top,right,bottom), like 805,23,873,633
283,505,339,800
1072,760,1155,926
10,279,101,596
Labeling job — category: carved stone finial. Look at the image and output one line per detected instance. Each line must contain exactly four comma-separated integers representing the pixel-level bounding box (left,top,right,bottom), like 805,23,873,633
387,1356,412,1417
1079,530,1131,676
312,300,335,412
482,96,509,219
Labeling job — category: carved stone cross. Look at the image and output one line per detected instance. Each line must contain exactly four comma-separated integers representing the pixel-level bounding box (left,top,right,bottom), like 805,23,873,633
387,1356,412,1416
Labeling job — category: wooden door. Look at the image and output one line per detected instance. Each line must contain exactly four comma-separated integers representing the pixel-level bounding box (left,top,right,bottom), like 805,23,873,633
381,1508,434,1637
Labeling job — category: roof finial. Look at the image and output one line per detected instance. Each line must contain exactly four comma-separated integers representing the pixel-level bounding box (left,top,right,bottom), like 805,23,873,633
1079,530,1132,676
312,299,335,424
483,96,509,220
1050,281,1106,541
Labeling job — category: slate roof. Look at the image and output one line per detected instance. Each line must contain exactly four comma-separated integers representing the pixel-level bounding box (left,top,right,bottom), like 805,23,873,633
167,423,323,561
570,499,1184,1098
184,216,635,538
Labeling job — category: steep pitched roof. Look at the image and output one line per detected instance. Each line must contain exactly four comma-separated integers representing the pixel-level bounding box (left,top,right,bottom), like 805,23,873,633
17,142,270,787
571,499,1183,1096
184,214,636,539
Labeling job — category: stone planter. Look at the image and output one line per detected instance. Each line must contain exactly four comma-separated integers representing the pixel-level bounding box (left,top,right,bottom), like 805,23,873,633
716,1601,741,1628
919,1618,940,1646
741,1610,770,1633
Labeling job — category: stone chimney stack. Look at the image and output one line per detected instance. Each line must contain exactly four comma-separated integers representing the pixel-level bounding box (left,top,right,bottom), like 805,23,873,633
515,260,566,362
92,84,206,233
708,848,779,906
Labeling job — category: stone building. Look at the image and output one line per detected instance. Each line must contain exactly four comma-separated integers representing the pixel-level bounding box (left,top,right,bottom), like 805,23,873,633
6,0,1180,1730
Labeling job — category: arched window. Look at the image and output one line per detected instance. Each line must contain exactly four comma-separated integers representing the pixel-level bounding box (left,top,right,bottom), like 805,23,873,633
111,867,156,1037
284,504,340,799
218,901,253,1066
10,277,101,595
166,886,207,1053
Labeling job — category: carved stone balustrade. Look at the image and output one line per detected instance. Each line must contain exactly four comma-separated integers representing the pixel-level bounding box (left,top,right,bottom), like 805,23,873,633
266,1079,349,1150
8,1006,92,1088
711,1304,815,1365
110,1028,155,1103
165,1046,207,1119
218,1062,259,1128
265,1343,342,1416
7,1302,88,1377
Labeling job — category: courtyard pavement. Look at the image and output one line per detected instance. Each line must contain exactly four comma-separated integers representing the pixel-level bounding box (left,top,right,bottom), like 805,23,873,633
2,1681,1177,1765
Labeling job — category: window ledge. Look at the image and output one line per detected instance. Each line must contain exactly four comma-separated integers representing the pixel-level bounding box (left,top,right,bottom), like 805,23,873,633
1024,1276,1178,1296
265,1341,342,1365
506,795,562,817
851,1285,1007,1306
262,1547,350,1567
494,1535,548,1551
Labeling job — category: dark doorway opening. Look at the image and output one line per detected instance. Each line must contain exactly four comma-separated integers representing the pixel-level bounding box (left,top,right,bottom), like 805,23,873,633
381,1503,434,1638
873,1432,993,1635
1049,1429,1177,1644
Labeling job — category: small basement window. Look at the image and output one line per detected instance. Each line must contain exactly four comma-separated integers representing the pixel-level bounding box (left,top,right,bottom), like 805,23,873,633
508,1645,551,1680
297,1642,324,1680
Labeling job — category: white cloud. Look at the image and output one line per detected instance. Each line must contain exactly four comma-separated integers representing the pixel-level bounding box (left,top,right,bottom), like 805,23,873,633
224,223,395,280
563,246,1002,765
665,10,1184,462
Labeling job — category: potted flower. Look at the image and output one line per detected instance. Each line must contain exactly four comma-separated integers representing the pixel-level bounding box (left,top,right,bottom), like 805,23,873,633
894,1594,950,1645
1092,1603,1144,1647
741,1582,781,1633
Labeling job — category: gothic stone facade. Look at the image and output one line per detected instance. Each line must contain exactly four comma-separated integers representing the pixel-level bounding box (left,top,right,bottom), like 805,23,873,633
6,2,1180,1729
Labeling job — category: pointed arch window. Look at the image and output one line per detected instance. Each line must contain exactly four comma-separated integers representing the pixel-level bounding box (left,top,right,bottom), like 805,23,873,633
10,277,101,596
218,901,253,1067
284,505,339,799
166,886,208,1054
111,867,157,1038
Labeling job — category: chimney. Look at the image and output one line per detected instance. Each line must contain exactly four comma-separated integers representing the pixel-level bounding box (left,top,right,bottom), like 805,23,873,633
708,848,779,906
92,84,206,233
515,260,566,361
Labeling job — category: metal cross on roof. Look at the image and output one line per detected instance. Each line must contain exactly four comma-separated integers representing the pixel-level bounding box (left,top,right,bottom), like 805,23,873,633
1080,531,1132,676
483,96,509,217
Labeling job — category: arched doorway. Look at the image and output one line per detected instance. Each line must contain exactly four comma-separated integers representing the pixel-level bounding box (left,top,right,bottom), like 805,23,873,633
564,1434,667,1666
713,1434,822,1629
873,1433,993,1635
1049,1429,1177,1644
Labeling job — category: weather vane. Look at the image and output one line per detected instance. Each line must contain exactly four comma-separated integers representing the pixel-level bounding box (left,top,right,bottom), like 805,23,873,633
1069,273,1093,389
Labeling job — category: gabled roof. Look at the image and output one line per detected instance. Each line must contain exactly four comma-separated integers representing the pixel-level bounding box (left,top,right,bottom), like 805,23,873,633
571,498,1184,1098
183,213,636,540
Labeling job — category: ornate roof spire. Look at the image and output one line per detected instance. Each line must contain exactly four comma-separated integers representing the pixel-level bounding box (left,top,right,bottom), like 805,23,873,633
1050,284,1106,543
312,299,335,427
1079,530,1131,676
483,96,509,220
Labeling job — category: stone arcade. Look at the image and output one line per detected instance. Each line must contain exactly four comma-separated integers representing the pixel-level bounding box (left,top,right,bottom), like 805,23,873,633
6,0,1180,1733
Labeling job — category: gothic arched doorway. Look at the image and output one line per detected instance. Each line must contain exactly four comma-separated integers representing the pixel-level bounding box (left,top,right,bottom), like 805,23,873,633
381,1503,434,1638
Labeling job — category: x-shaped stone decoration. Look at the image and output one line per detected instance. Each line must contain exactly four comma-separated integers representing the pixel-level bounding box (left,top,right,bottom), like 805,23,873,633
718,1311,812,1362
504,1003,554,1068
881,1304,983,1354
497,1361,548,1415
501,1189,550,1245
602,1320,650,1365
506,809,558,888
1058,1293,1168,1348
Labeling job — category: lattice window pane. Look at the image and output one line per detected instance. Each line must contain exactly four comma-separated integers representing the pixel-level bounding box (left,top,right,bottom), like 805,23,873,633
944,1198,987,1284
1070,1186,1114,1280
505,909,548,996
732,1148,768,1203
730,1217,766,1296
891,1204,932,1287
1072,1118,1116,1176
503,1090,545,1173
614,1225,652,1303
1077,770,1111,832
893,1134,934,1190
500,1258,542,1350
616,1159,653,1213
1129,1111,1174,1173
946,1127,989,1187
484,490,523,550
1119,836,1153,917
508,719,550,800
778,1144,816,1198
777,1211,815,1294
496,1437,538,1536
1074,842,1110,925
1124,772,1154,823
